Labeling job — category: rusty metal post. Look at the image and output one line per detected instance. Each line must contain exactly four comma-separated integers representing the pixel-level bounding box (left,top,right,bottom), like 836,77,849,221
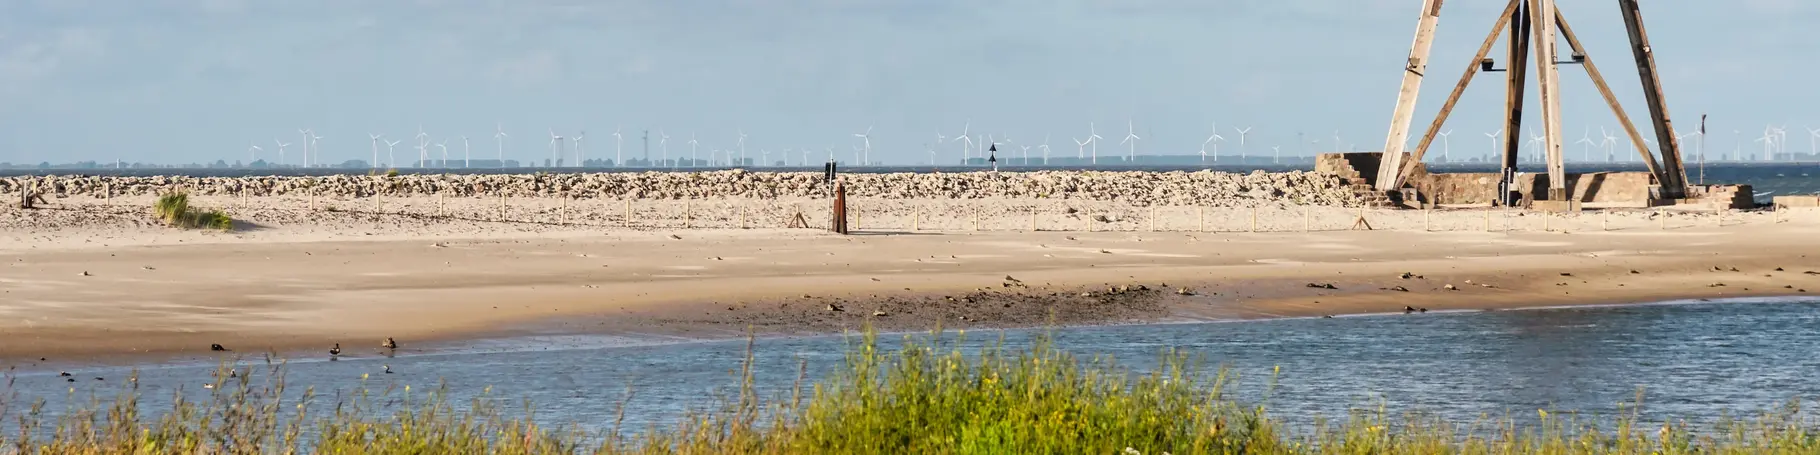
831,182,849,234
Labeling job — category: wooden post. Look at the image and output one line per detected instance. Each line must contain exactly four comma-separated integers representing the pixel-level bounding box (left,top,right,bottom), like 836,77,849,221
913,204,921,231
972,208,980,231
499,193,507,221
1029,207,1036,232
625,199,633,227
1149,206,1157,232
105,183,111,205
1197,207,1205,233
560,196,568,225
438,193,445,217
1658,208,1666,230
1602,210,1609,231
1250,205,1259,232
378,195,385,215
686,199,693,229
853,200,860,231
1303,206,1311,232
1424,206,1431,232
1543,213,1551,232
1485,206,1493,232
740,205,747,229
309,188,317,212
830,184,848,234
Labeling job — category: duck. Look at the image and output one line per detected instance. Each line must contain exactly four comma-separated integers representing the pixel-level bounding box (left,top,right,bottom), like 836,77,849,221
382,337,398,350
210,344,229,352
203,383,215,390
1403,306,1417,314
329,343,342,357
383,365,394,374
58,371,70,377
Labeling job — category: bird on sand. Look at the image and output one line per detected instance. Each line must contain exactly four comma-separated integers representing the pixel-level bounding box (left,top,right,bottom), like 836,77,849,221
329,343,342,357
382,337,398,350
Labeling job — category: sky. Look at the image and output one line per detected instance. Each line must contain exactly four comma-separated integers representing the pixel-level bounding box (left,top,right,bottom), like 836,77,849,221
1,0,1816,166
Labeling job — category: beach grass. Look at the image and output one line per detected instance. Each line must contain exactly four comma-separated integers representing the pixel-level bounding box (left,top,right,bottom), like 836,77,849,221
5,329,1818,454
152,191,232,230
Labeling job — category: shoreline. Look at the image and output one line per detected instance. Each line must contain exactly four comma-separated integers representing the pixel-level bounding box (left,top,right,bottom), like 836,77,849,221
3,197,1817,366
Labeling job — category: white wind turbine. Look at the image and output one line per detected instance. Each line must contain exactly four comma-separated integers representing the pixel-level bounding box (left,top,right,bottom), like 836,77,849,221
385,139,401,168
1756,127,1775,161
435,140,449,168
1089,122,1104,165
737,129,749,166
1120,119,1140,162
1575,128,1595,163
1807,126,1820,159
368,133,383,168
761,149,769,167
494,125,508,168
801,147,811,167
658,130,670,167
1073,137,1089,161
1437,129,1453,163
547,130,564,167
1271,145,1281,164
853,127,872,166
1234,126,1252,162
461,135,471,168
1484,129,1502,162
925,143,936,165
573,131,586,167
953,121,972,164
612,127,624,167
298,129,311,168
1524,129,1544,163
248,143,262,163
934,131,946,164
415,127,430,168
687,133,699,167
1601,127,1617,162
274,139,290,167
1200,123,1224,163
308,131,323,168
1039,134,1052,166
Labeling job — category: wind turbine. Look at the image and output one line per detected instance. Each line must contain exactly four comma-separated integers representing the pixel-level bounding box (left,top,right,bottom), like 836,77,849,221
1437,130,1453,163
761,149,769,167
1039,134,1052,166
308,131,322,168
1807,126,1820,159
1089,122,1103,165
368,133,383,168
737,129,749,166
573,131,586,167
1200,123,1224,163
658,130,670,167
1601,127,1617,162
1484,130,1501,162
385,140,401,168
1234,126,1252,162
274,139,290,167
547,130,564,167
801,148,811,167
612,127,624,167
298,129,312,168
1524,129,1544,163
415,127,430,168
494,125,508,168
934,131,946,164
461,135,471,168
952,124,974,166
853,127,872,166
1271,145,1281,164
1073,137,1089,161
1575,129,1595,163
435,140,449,168
1120,120,1140,162
687,133,699,167
248,143,262,163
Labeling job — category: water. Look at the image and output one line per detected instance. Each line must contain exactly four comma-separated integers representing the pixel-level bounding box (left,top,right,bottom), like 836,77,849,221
9,299,1820,434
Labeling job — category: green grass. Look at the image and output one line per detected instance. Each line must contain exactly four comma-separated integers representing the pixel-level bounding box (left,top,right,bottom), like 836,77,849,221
5,329,1818,454
152,191,232,230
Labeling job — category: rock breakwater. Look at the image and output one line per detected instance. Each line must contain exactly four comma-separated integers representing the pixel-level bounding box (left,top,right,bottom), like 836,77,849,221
2,170,1360,207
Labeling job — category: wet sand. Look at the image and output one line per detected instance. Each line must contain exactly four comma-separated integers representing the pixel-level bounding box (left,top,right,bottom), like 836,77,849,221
3,198,1817,364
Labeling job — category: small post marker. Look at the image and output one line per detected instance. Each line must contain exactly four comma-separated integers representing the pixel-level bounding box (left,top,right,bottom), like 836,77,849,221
853,200,861,230
686,199,693,229
1349,205,1373,231
1543,213,1551,232
499,194,507,221
1197,207,1205,232
1602,210,1609,231
740,205,748,229
625,199,633,227
1658,208,1666,230
1149,206,1157,232
1029,207,1036,232
1485,206,1493,232
1423,206,1431,232
560,196,568,225
913,204,921,231
438,193,445,217
1303,206,1311,232
1250,205,1259,232
972,209,980,231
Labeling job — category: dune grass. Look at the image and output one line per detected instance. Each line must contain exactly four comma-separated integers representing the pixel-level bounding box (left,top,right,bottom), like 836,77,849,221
4,329,1818,454
152,191,232,230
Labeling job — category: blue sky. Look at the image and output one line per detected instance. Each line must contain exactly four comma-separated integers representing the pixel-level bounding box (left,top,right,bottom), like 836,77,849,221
1,0,1815,166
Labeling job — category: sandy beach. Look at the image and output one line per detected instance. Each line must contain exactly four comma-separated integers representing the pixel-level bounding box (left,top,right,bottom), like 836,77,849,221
3,192,1816,364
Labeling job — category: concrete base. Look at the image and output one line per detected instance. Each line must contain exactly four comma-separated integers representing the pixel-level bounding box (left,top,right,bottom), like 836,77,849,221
1532,200,1582,213
1773,195,1820,208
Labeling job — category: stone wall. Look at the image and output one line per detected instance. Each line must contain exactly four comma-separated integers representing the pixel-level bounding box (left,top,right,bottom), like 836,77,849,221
1418,171,1657,206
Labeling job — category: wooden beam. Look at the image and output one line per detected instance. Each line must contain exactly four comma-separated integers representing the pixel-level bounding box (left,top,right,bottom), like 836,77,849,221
1530,0,1567,199
1501,2,1530,174
1375,0,1448,191
1618,0,1688,198
1391,0,1522,191
1553,8,1665,181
